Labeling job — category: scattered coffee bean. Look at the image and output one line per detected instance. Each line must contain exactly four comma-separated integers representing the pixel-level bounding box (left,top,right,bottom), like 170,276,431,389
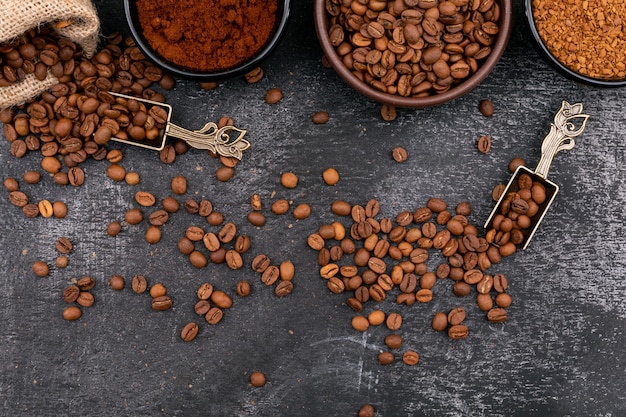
55,237,73,254
32,260,49,277
322,167,340,186
280,172,298,188
131,275,148,294
181,322,199,342
508,157,526,173
264,88,283,104
381,104,397,121
477,135,492,154
63,305,82,321
403,351,419,366
479,99,494,117
250,371,266,387
312,111,329,124
171,175,187,195
271,199,290,215
377,351,394,365
110,275,125,290
152,295,173,311
359,404,375,417
392,147,408,163
293,203,311,220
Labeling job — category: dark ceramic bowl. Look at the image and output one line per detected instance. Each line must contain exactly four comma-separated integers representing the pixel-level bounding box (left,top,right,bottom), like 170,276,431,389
525,0,626,87
124,0,291,81
314,0,512,108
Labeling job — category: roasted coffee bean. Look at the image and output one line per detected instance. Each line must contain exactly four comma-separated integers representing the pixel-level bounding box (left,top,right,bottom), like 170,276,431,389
392,146,408,162
171,175,187,195
271,199,290,214
125,208,143,225
135,191,156,207
378,351,395,365
189,251,208,268
312,111,329,124
63,305,82,321
152,295,172,311
381,104,397,121
331,200,352,216
55,237,73,254
22,204,39,218
251,254,271,273
280,171,298,188
107,164,126,181
63,285,80,303
279,260,295,281
147,209,168,226
162,196,180,213
386,312,403,330
77,291,95,307
495,292,512,308
432,311,448,331
359,404,375,417
23,170,41,184
131,275,148,294
250,371,266,387
215,166,234,182
244,67,264,83
194,300,211,315
109,275,125,290
225,249,243,270
265,88,283,104
106,221,122,237
247,211,266,227
477,135,492,153
181,322,199,342
403,351,419,366
275,280,294,297
236,280,251,297
487,307,508,323
32,260,49,277
9,191,29,207
145,226,161,243
210,290,232,309
479,99,494,117
384,334,403,350
55,256,69,269
351,315,369,332
448,324,469,340
447,307,466,325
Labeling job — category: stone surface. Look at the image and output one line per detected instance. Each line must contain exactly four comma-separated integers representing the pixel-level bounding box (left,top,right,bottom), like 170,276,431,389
0,1,625,416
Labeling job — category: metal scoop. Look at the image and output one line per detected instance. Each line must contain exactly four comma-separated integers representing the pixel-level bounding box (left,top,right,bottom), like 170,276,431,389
108,92,250,160
484,101,589,249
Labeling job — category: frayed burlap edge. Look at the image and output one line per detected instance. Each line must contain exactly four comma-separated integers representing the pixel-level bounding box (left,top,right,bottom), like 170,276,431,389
0,0,100,109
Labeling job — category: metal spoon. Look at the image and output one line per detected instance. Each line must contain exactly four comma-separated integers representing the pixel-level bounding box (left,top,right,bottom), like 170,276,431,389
484,101,589,249
108,92,250,160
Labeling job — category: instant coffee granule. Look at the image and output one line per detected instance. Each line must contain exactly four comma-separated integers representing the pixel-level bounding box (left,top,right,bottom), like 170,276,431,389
533,0,626,80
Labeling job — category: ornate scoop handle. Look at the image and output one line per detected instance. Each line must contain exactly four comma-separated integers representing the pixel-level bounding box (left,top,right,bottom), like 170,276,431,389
166,122,249,160
535,101,589,178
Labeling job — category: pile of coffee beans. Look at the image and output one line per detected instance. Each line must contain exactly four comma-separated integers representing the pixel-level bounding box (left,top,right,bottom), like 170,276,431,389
486,168,548,252
324,0,504,97
307,196,514,365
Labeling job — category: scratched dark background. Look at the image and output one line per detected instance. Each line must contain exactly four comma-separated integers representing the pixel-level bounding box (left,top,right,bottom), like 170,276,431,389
1,1,625,416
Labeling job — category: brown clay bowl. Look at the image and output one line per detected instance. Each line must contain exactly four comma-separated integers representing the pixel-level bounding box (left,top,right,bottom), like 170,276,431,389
314,0,513,108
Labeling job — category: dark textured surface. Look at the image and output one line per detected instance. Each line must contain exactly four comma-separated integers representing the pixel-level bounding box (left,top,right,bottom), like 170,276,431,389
1,1,625,416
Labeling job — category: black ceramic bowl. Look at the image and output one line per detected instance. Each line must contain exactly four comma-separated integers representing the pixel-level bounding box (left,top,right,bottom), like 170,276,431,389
124,0,291,81
525,0,626,87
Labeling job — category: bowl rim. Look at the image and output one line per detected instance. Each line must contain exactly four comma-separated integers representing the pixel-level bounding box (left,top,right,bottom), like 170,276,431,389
123,0,291,81
314,0,513,108
524,0,626,87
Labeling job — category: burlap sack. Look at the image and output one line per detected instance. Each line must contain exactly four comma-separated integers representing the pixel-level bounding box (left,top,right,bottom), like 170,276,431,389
0,0,100,109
